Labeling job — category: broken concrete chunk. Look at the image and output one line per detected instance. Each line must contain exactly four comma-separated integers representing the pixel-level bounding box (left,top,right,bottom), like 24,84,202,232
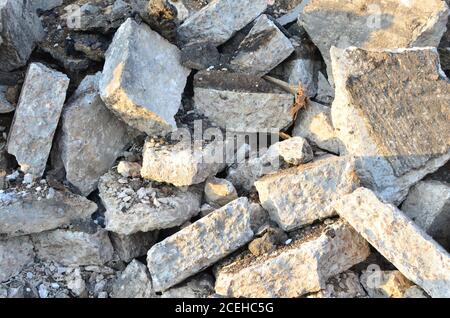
161,273,215,298
0,85,14,113
194,71,294,131
58,73,137,196
62,0,133,34
141,138,227,187
293,101,340,154
315,72,334,105
32,228,114,266
307,271,367,298
117,161,142,178
299,0,450,82
230,15,294,77
0,236,35,283
147,197,255,291
204,177,238,207
0,0,44,71
360,269,427,298
334,187,450,298
0,185,97,238
109,232,158,262
7,63,69,178
100,18,190,136
331,47,450,204
227,137,314,191
177,0,268,46
402,180,450,250
255,156,358,231
181,43,221,70
111,260,154,298
99,170,201,235
215,220,369,298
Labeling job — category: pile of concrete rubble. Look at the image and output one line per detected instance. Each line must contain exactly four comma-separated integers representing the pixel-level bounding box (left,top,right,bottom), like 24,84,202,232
0,0,449,298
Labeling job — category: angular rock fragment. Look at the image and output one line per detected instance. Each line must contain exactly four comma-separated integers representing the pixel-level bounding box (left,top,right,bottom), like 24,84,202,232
132,0,208,40
230,15,294,77
0,184,97,238
177,0,268,46
215,220,369,298
99,170,201,235
315,72,334,105
0,236,35,282
331,47,450,204
307,271,367,298
109,232,158,262
62,0,133,34
0,0,44,71
111,260,154,298
227,137,314,191
360,270,427,298
293,101,340,154
180,43,221,70
299,0,450,82
32,228,114,266
58,73,137,196
255,156,358,231
0,86,14,113
7,63,69,178
401,180,450,250
117,161,142,178
147,198,255,291
141,138,227,187
100,18,190,135
204,177,238,207
194,71,294,131
334,187,450,298
161,273,215,298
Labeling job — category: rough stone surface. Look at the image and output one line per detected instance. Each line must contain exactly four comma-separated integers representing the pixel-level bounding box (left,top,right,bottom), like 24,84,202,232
177,0,268,46
180,42,221,70
334,187,450,298
299,0,450,82
99,170,202,235
109,232,158,262
7,63,69,178
331,47,450,204
401,180,450,250
194,71,294,131
227,137,313,190
111,260,154,298
315,71,334,105
307,271,367,298
293,101,340,154
58,73,137,196
0,0,44,71
360,269,427,298
227,137,314,191
32,228,114,266
147,197,255,291
99,18,190,136
161,273,215,298
117,161,142,178
230,15,294,77
214,220,370,298
204,177,238,207
31,0,63,12
0,236,35,283
0,85,14,113
141,138,227,187
255,156,358,231
0,186,97,238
